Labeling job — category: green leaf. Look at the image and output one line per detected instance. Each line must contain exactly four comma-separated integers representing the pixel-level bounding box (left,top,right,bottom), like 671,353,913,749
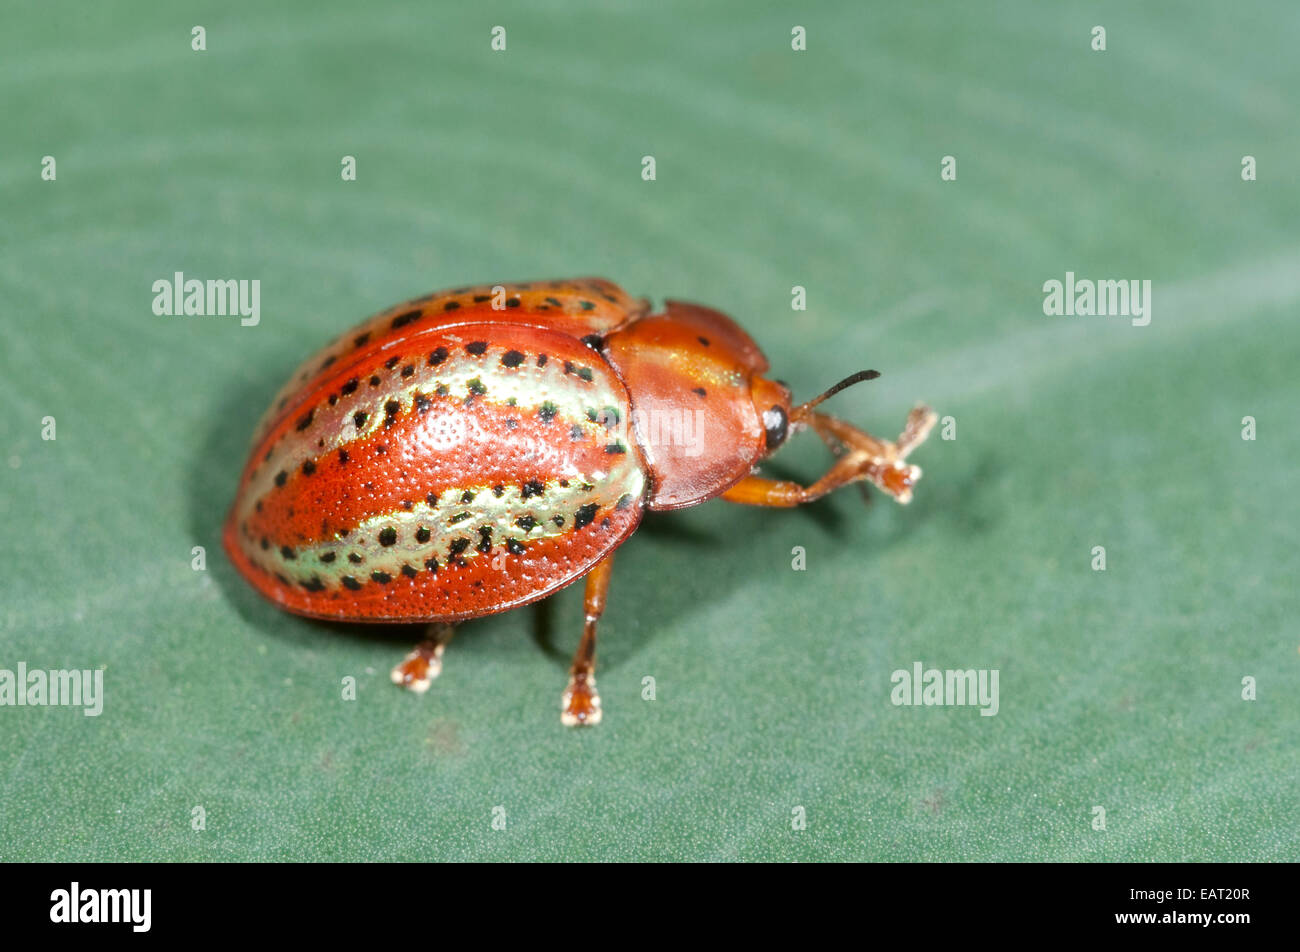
1,1,1296,861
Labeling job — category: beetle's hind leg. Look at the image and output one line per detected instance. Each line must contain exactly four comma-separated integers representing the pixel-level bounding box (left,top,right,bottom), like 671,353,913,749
391,622,456,694
561,553,615,727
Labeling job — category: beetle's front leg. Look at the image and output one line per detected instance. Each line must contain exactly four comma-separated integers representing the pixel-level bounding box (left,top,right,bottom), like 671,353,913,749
391,622,455,693
722,405,937,506
561,553,615,727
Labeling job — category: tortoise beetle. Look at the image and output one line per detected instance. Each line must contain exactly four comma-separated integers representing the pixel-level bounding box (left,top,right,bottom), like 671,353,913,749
223,278,936,726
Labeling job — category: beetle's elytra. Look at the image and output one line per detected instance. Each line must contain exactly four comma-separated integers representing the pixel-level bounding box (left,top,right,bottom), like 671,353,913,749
224,278,936,726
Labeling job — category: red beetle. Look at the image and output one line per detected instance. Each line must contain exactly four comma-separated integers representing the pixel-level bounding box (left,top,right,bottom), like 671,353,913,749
224,279,936,725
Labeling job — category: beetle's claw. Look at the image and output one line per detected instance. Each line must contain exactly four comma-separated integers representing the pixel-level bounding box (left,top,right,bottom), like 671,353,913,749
561,673,602,727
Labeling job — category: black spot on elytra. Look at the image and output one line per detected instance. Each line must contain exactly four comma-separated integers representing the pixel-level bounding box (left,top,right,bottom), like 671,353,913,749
384,399,401,425
280,545,296,560
521,479,545,499
545,297,562,307
320,355,337,370
378,527,397,546
369,375,381,387
574,503,599,529
473,294,491,303
492,484,505,497
342,378,359,395
328,394,338,406
506,539,526,555
401,364,415,378
428,346,448,366
697,336,711,347
414,392,432,413
539,401,558,423
579,300,595,310
275,470,288,487
693,387,707,398
449,538,471,555
401,564,418,578
301,576,326,592
448,512,471,525
425,557,439,573
385,356,400,370
506,297,521,308
370,570,392,584
295,409,314,431
616,493,633,510
341,575,362,590
353,333,370,348
505,419,518,429
501,350,524,368
339,449,350,465
348,553,363,564
391,310,421,329
460,490,475,503
466,378,487,396
577,367,594,382
260,537,269,550
516,515,537,532
435,384,449,396
415,526,431,543
604,442,626,454
353,411,367,428
559,479,570,488
443,301,460,311
466,341,487,356
581,334,603,351
552,515,565,527
321,552,336,563
537,353,548,367
570,424,585,441
476,526,493,552
426,492,439,506
301,460,316,476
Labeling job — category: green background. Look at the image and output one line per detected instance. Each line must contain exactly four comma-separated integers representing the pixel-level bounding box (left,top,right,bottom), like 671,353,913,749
2,1,1296,861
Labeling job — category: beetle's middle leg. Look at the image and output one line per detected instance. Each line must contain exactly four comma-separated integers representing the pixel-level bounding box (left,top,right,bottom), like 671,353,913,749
391,622,455,693
561,552,615,727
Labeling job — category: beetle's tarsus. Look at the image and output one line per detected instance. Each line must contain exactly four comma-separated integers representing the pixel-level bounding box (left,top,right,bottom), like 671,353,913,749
391,623,455,693
561,671,602,727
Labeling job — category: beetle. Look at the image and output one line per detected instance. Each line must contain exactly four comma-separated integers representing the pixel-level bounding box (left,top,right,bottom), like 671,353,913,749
223,278,936,726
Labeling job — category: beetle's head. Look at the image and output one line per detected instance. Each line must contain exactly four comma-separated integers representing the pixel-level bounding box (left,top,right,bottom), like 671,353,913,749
759,369,937,504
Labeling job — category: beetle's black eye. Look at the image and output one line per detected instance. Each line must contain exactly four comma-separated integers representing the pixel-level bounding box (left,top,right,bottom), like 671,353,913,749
762,405,788,451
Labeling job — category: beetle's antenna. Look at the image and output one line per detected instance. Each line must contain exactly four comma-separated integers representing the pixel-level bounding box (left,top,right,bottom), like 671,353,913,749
798,369,880,413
